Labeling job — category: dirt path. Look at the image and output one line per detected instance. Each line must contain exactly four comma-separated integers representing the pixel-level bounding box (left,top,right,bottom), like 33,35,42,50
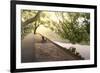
21,33,36,62
21,33,81,63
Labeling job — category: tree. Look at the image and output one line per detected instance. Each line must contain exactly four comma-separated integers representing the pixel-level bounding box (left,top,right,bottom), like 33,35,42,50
51,12,90,44
80,13,90,34
21,10,90,44
21,10,42,39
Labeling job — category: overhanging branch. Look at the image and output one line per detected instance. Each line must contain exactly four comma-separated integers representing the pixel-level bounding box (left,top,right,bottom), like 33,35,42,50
23,11,41,25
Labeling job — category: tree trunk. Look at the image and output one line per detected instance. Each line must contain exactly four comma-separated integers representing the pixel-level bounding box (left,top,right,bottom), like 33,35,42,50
34,28,37,34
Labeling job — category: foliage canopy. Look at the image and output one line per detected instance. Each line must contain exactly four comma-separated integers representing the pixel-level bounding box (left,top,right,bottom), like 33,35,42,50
21,10,90,44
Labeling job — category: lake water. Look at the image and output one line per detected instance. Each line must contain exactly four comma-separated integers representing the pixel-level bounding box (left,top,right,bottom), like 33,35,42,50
53,41,90,60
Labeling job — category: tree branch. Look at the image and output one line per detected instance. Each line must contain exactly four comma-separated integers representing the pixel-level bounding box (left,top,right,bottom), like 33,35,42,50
23,11,41,25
